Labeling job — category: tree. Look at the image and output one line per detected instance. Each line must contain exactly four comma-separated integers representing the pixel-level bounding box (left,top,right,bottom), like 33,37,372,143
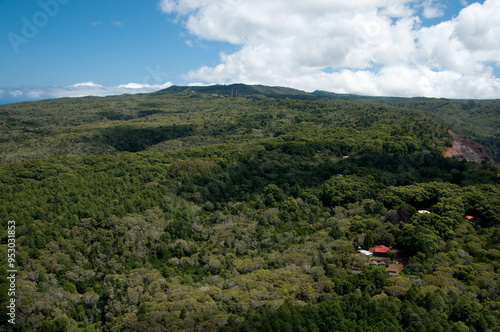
399,225,442,257
329,224,342,240
264,184,286,205
364,230,373,250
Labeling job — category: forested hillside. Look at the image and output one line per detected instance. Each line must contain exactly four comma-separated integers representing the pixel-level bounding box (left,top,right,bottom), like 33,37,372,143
365,98,500,163
0,89,499,331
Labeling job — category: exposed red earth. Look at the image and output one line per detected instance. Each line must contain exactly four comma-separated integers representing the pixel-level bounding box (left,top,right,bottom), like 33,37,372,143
444,130,495,164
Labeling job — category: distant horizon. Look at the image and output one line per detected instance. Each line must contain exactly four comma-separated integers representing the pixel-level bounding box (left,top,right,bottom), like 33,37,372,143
1,0,499,103
2,82,500,106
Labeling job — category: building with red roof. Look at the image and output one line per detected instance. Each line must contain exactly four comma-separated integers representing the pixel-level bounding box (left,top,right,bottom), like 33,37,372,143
374,245,391,256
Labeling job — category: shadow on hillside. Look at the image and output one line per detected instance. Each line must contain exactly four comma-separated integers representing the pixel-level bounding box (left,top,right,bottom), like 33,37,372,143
98,109,166,121
137,110,167,118
98,124,196,152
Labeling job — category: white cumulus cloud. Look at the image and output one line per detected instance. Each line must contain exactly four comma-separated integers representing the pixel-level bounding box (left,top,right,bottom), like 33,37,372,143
421,0,445,18
159,0,500,98
71,81,104,88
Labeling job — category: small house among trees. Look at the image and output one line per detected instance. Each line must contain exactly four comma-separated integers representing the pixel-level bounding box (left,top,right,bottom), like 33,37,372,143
374,245,391,257
358,250,373,256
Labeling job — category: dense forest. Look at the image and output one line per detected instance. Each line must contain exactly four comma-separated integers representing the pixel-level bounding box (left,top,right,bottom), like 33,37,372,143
0,87,499,331
365,98,500,163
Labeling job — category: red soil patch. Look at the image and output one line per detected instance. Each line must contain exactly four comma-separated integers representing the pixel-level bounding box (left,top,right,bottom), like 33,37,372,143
444,131,494,164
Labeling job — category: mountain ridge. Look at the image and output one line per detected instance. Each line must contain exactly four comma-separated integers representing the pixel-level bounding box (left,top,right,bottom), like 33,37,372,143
156,83,500,102
1,83,499,162
154,84,499,162
155,83,314,99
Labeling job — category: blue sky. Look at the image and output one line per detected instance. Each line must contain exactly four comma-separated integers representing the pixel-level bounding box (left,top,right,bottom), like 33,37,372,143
0,0,226,91
1,0,499,104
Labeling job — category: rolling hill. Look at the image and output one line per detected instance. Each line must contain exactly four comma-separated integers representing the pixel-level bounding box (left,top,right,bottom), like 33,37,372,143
0,84,499,331
155,83,314,99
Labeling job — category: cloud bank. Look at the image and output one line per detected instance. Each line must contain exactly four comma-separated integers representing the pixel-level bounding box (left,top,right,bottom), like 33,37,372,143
0,81,172,104
160,0,500,99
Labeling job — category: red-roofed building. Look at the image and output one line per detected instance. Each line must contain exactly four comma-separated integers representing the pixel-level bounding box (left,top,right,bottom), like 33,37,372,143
374,245,391,256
